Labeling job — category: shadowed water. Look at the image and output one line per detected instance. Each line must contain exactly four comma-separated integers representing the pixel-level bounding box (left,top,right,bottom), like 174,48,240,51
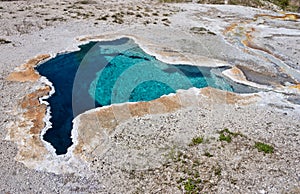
36,38,254,155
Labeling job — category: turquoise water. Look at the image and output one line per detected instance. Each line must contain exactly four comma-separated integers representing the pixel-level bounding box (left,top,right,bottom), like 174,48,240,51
89,40,233,106
36,38,252,155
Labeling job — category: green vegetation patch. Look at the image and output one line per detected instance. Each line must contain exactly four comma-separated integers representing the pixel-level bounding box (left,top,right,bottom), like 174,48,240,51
219,133,232,143
220,128,243,137
189,136,204,146
255,142,274,153
267,0,289,9
219,128,244,143
183,178,202,193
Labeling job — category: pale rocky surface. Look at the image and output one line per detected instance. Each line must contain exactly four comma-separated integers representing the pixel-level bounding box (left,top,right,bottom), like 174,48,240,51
0,0,300,193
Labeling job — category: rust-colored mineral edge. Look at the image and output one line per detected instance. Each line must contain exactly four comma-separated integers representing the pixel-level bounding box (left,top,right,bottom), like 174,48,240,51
6,54,50,82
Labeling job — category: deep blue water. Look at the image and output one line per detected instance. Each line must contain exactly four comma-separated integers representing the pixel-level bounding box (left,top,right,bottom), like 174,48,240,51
36,38,254,155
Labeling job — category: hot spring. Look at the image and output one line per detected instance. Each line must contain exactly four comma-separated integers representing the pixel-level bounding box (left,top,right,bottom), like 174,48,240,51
36,37,254,155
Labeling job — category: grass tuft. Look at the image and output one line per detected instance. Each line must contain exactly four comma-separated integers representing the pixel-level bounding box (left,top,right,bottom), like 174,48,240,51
189,136,204,146
219,133,232,143
183,178,202,192
255,142,274,153
218,128,244,143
